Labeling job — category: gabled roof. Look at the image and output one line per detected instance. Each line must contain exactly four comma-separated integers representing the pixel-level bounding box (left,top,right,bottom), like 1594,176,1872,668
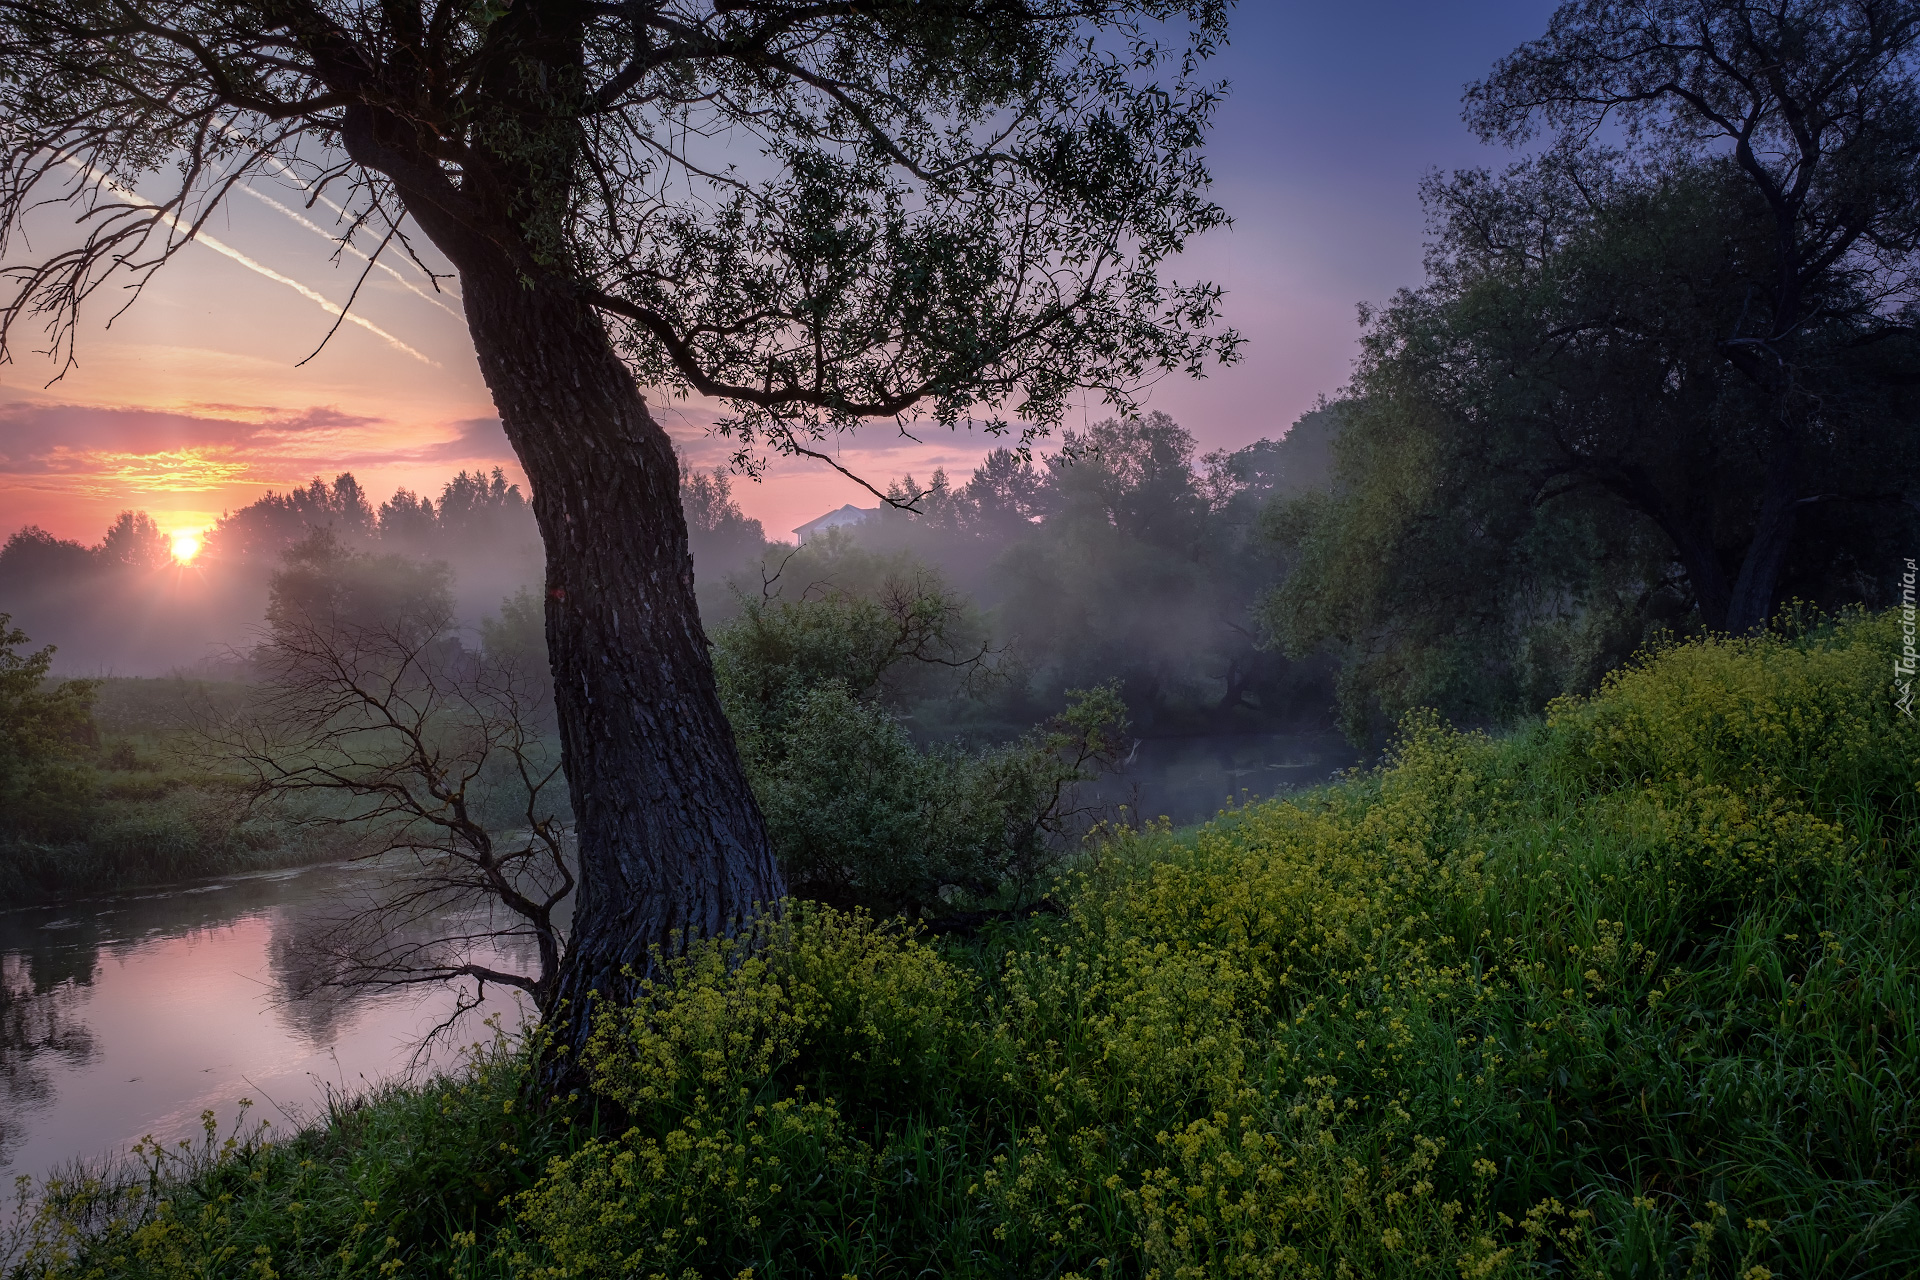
793,503,875,541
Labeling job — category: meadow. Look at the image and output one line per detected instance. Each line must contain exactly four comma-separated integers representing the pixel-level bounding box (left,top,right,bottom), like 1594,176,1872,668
8,611,1915,1279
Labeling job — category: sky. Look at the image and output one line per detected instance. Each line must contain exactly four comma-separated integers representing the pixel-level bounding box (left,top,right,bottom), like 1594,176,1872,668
0,1,1556,549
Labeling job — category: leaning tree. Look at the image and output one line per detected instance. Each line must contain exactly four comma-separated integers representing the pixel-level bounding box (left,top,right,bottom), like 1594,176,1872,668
0,1,1238,1032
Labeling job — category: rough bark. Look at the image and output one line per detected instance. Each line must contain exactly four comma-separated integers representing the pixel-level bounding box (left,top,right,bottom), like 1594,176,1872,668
329,70,787,1053
456,259,785,1035
1605,441,1799,635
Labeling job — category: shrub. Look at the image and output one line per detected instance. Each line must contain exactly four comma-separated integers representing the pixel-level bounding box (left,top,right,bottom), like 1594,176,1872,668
713,567,1126,913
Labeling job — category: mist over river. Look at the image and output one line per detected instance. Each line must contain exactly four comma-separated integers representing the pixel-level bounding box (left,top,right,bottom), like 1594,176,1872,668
0,862,534,1192
1082,730,1360,830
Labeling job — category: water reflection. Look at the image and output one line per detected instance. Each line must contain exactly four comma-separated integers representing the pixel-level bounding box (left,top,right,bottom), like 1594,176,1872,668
0,954,98,1165
0,862,531,1189
1091,730,1362,828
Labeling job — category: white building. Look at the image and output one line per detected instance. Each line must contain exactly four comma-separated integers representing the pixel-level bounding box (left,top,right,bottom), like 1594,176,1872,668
792,503,875,543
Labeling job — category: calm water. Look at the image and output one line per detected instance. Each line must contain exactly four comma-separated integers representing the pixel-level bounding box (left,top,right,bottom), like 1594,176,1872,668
1090,730,1361,829
0,862,533,1189
0,732,1352,1188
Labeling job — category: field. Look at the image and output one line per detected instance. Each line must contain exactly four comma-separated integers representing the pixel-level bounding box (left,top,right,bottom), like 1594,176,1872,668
10,613,1917,1279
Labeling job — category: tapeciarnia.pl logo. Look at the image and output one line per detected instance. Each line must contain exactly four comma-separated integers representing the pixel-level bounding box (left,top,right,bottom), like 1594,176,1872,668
1899,557,1917,719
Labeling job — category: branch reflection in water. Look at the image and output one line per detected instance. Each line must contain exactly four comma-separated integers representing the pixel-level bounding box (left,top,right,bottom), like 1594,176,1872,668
0,859,533,1191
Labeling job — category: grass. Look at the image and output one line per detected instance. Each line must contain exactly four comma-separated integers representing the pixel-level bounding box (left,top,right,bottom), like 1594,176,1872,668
2,678,363,902
8,612,1917,1278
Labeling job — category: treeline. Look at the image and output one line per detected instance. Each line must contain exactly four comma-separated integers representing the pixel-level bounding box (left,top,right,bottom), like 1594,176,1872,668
0,466,777,677
793,407,1342,739
1256,17,1920,740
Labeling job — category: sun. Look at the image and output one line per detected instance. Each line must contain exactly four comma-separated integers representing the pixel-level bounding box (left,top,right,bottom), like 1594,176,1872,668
170,532,202,564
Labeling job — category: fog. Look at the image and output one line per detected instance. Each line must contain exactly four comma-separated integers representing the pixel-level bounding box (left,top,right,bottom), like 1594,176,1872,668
0,470,545,678
2,408,1352,820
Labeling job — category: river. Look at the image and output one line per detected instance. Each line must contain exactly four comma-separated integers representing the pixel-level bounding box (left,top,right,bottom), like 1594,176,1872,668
0,730,1356,1192
1083,729,1361,829
0,861,534,1192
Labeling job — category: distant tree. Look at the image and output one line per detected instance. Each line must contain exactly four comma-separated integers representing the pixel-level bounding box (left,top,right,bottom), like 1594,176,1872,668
205,475,378,563
0,2,1236,1025
1462,0,1920,632
0,519,181,675
829,412,1337,732
980,413,1318,728
94,512,172,571
480,587,551,681
0,528,93,597
375,489,438,552
683,469,770,591
968,449,1053,537
1201,401,1342,509
433,469,530,538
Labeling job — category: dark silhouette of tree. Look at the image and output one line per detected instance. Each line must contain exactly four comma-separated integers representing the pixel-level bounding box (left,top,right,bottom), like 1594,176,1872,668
0,0,1237,1033
213,535,572,1011
203,474,378,564
1464,0,1920,631
95,512,172,570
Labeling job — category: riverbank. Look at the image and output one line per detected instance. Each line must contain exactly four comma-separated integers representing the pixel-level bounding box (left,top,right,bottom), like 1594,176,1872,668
2,678,361,904
11,613,1916,1278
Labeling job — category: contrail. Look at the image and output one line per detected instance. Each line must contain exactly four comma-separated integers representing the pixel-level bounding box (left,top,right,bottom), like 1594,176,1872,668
218,134,465,318
235,183,464,320
190,227,438,364
62,157,438,365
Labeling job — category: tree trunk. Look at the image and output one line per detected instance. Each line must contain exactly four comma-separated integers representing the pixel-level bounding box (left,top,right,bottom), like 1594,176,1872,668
456,262,786,1041
1722,431,1804,634
1605,469,1733,631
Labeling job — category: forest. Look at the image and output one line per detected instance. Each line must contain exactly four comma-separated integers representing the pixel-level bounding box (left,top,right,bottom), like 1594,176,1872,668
2,0,1920,1277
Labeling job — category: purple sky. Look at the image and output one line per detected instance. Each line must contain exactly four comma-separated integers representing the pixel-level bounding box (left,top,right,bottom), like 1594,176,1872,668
0,2,1560,544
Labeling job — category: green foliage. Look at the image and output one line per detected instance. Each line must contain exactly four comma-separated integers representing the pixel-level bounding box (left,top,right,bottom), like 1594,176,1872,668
516,610,1920,1279
0,613,97,844
0,622,313,900
712,553,1127,912
19,615,1918,1278
1257,378,1667,742
714,542,989,735
479,589,548,675
0,672,346,902
1265,65,1920,730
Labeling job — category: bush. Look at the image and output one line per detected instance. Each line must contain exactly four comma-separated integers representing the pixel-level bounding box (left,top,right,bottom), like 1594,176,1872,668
0,613,97,845
18,612,1919,1279
713,564,1127,913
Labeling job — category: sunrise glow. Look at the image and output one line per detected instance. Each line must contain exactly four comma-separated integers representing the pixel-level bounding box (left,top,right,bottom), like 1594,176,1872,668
170,532,202,563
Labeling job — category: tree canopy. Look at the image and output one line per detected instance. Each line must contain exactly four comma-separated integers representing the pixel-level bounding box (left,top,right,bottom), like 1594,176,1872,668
0,0,1238,462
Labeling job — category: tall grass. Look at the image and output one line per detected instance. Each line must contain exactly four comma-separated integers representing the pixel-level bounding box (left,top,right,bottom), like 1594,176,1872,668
11,612,1917,1278
1,678,330,901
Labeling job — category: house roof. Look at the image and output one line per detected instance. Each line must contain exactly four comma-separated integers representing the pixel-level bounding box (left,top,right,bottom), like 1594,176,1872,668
792,503,875,540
